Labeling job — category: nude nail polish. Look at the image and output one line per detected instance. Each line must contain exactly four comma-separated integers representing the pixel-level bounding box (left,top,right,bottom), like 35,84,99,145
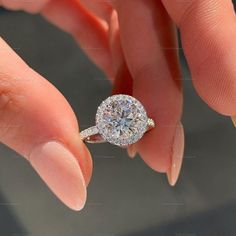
231,116,236,127
167,123,185,186
29,141,87,211
127,144,137,159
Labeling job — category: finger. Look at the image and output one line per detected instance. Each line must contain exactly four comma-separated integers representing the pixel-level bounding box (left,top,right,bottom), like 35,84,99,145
109,10,124,75
162,0,236,115
0,37,92,210
109,10,133,95
108,10,137,158
114,0,184,174
42,0,114,78
1,0,114,79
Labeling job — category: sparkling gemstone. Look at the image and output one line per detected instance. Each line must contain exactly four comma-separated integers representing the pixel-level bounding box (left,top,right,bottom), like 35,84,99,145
96,94,148,146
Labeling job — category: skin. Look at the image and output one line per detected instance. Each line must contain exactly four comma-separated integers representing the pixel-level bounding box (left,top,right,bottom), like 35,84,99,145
0,0,235,210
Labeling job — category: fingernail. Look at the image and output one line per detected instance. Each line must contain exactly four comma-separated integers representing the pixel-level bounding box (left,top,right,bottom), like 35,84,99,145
127,144,137,159
231,116,236,127
29,141,86,211
167,123,185,186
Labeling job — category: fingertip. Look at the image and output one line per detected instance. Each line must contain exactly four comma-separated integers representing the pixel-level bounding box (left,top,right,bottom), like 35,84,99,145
231,116,236,127
29,141,87,211
167,123,184,186
127,144,138,159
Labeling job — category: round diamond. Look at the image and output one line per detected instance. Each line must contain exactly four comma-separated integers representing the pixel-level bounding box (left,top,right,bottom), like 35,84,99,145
96,94,148,146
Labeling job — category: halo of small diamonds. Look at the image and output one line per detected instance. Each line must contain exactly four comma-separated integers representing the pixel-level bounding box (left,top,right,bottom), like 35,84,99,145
95,94,148,147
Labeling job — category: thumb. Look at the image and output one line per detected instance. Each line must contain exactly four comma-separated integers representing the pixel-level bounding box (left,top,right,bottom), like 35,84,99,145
0,37,92,211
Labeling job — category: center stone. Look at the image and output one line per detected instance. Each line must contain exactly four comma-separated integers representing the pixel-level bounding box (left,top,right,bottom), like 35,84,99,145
96,94,148,146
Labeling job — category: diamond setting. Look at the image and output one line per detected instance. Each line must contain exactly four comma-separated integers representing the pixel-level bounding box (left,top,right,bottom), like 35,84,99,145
96,94,148,147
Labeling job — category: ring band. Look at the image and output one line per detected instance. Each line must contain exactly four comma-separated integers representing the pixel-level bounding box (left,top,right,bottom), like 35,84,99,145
80,118,155,144
80,94,155,147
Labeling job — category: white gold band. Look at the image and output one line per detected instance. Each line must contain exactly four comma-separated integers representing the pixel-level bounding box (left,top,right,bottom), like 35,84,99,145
80,118,155,144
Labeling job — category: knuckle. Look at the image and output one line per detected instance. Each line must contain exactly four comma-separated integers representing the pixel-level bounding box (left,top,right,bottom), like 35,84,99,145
178,1,223,29
0,75,22,140
193,71,236,115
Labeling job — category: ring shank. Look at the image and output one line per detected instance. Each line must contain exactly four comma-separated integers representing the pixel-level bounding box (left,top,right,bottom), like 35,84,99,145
80,118,155,144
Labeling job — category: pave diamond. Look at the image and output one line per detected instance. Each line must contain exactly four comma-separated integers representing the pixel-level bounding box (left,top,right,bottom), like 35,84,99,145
96,94,148,146
80,126,99,141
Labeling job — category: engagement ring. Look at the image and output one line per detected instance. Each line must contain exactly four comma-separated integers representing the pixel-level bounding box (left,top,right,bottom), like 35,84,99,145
80,94,155,147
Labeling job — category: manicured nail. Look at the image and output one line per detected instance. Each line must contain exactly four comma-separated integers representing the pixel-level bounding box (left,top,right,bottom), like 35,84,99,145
231,116,236,127
167,123,185,186
127,144,137,159
29,141,86,211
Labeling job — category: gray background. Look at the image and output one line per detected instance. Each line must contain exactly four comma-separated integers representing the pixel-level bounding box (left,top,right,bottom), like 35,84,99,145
0,7,236,236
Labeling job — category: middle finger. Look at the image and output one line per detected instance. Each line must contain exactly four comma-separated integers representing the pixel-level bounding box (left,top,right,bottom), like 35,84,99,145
114,0,184,175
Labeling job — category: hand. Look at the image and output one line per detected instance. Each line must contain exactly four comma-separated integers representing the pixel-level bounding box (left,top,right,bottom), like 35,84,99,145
0,0,235,211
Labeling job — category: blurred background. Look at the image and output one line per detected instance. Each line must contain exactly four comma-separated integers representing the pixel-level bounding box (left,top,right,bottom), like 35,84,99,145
0,5,236,236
